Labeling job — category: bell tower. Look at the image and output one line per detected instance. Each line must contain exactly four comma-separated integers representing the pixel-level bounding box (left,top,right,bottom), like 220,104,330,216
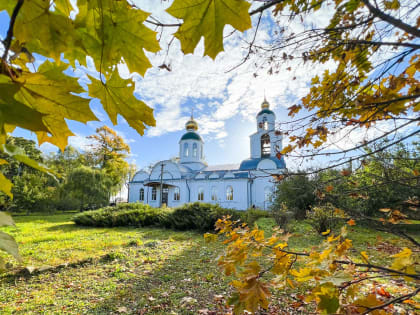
250,98,282,159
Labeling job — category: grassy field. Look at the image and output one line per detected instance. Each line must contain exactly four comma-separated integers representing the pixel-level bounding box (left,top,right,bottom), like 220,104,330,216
0,214,418,314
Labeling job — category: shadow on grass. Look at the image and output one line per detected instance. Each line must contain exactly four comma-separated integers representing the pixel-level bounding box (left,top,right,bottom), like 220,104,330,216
88,240,229,315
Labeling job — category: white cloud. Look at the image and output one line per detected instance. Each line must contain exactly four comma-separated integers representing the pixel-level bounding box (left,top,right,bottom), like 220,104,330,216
124,3,337,143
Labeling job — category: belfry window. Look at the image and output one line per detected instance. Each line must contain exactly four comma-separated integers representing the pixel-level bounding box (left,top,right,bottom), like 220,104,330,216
198,187,204,201
193,143,198,157
173,187,180,201
151,187,157,201
226,186,233,201
263,117,268,130
184,143,189,157
139,188,144,201
261,134,271,157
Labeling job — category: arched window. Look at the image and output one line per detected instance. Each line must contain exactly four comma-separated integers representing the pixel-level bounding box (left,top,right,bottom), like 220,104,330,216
151,187,157,201
211,187,217,201
173,187,180,201
263,117,268,130
226,186,233,201
193,143,198,157
198,187,204,201
261,134,270,157
264,186,272,202
139,188,144,201
184,143,189,157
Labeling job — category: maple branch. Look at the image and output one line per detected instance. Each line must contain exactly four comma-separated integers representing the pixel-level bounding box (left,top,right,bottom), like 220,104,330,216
361,0,420,38
360,287,420,314
334,260,420,279
2,0,24,61
337,39,420,49
249,0,285,15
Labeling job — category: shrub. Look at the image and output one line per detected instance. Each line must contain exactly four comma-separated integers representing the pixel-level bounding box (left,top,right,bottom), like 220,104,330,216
168,202,241,231
241,208,271,226
270,203,294,231
307,204,343,234
73,203,172,228
271,174,318,219
73,202,269,232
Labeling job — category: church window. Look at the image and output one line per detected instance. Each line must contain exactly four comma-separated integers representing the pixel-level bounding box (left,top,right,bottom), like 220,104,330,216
264,186,272,202
139,188,144,201
193,143,198,157
184,143,189,157
263,117,268,130
198,187,204,201
226,186,233,201
211,187,217,201
261,134,271,157
173,187,180,201
151,187,157,201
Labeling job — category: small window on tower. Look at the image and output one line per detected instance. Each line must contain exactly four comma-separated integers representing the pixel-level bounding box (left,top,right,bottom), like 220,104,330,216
184,143,189,157
263,117,268,130
193,143,198,157
261,134,271,157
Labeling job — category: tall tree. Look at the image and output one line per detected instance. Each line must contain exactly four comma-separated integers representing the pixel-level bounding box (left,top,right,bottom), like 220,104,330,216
87,126,130,195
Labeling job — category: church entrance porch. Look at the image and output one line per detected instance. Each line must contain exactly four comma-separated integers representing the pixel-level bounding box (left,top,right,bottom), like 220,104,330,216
162,187,169,205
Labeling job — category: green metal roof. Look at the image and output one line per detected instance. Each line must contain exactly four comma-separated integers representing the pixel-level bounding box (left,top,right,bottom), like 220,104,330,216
180,131,202,141
257,109,275,116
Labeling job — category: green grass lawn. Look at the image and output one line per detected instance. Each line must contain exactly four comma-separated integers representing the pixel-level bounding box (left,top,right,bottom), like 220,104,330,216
0,214,418,314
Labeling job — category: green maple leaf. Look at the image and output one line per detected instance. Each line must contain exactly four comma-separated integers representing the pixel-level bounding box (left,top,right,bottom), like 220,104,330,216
167,0,252,59
9,0,77,61
88,70,156,135
0,172,13,199
0,75,49,138
0,231,21,262
1,144,57,180
72,0,160,76
13,61,98,150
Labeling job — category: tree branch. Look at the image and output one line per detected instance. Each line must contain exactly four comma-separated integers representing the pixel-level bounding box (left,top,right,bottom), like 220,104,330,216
362,0,420,38
2,0,24,61
361,287,420,314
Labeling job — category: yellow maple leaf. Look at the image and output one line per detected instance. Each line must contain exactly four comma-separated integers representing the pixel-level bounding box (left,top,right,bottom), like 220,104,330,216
167,0,251,59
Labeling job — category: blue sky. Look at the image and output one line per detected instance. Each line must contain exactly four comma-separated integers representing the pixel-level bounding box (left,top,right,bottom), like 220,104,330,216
2,1,415,172
2,2,318,171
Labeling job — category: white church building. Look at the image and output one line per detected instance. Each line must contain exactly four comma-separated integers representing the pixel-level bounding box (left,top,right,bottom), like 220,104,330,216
128,99,286,210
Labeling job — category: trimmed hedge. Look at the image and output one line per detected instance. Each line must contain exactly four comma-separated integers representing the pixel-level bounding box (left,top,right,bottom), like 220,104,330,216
73,203,172,228
73,202,270,231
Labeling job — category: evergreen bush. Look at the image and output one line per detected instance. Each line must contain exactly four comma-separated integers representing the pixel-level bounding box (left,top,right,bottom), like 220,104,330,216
73,202,269,231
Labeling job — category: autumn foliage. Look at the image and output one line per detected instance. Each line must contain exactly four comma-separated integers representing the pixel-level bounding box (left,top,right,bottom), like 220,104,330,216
206,217,419,314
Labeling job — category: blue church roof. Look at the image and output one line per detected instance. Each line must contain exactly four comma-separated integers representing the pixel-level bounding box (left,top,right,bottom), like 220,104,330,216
239,157,286,170
180,131,202,141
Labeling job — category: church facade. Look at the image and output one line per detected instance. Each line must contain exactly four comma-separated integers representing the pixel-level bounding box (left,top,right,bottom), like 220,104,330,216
128,99,286,210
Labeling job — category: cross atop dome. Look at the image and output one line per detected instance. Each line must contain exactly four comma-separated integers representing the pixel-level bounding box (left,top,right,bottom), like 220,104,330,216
261,97,270,109
185,111,198,131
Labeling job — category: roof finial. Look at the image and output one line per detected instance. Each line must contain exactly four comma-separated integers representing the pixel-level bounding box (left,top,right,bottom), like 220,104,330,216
261,92,270,109
191,108,194,120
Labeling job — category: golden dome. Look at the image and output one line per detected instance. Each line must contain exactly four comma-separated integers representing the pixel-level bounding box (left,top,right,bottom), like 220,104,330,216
185,117,198,131
261,98,270,109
